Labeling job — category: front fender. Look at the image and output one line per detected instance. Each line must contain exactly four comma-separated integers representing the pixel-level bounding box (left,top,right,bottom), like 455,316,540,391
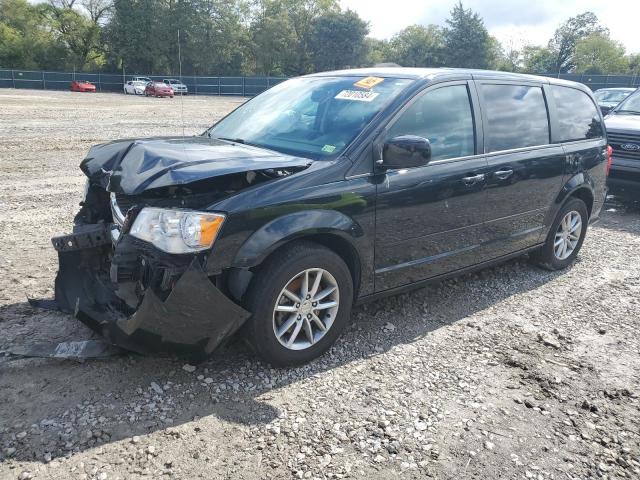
232,209,363,268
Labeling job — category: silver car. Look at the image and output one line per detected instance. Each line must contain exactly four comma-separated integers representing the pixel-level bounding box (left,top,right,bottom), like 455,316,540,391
163,78,188,94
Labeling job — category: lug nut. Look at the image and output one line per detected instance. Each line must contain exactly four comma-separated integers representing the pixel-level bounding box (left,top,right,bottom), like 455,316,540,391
306,294,311,299
312,302,317,307
295,303,300,308
297,315,301,319
307,314,312,319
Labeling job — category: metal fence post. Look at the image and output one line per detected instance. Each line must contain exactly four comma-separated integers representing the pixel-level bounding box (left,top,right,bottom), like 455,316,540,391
98,73,102,92
42,71,46,90
242,77,245,96
12,69,15,89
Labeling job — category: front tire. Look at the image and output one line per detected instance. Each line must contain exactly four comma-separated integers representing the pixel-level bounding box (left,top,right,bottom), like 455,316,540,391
532,198,588,270
244,241,353,367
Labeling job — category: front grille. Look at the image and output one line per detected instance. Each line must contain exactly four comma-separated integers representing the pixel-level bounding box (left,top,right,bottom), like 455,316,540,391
608,132,640,160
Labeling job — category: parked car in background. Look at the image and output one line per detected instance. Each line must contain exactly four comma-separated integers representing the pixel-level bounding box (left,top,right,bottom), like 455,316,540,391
70,80,96,93
124,80,147,95
52,69,608,366
605,88,640,199
593,87,636,115
144,81,174,98
163,78,188,94
130,76,152,84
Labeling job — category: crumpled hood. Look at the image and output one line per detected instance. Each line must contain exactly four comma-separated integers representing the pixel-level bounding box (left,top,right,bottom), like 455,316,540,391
605,114,640,133
80,136,312,195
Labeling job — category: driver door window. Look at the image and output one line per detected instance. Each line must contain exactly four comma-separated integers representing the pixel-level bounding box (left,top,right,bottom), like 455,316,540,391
387,85,475,162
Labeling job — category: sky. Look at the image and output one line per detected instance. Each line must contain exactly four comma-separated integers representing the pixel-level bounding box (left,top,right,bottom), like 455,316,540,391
340,0,640,53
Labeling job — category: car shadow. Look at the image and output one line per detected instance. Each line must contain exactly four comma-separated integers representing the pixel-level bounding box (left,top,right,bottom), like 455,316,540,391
0,256,567,463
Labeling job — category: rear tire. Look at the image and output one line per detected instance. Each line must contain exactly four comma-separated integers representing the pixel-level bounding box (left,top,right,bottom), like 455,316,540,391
531,198,589,270
243,241,353,367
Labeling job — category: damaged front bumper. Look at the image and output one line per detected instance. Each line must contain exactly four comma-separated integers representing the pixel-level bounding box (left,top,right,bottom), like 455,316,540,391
52,223,250,358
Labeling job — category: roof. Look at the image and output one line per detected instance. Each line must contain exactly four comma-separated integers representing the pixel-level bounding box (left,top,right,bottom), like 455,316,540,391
594,87,637,91
306,67,589,90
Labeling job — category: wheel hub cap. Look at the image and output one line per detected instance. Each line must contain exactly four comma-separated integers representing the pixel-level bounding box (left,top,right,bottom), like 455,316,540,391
272,268,340,351
554,210,582,261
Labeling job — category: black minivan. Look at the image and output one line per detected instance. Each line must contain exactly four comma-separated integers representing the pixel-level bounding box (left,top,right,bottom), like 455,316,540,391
52,68,609,366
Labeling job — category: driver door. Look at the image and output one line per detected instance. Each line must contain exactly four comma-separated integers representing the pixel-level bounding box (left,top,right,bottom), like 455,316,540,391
374,81,491,291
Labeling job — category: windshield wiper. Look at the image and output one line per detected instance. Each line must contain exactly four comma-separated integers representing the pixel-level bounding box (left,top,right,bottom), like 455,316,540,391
615,110,640,115
216,136,247,144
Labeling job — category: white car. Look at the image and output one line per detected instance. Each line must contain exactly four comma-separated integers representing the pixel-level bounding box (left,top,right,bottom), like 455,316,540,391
124,80,148,95
163,79,188,94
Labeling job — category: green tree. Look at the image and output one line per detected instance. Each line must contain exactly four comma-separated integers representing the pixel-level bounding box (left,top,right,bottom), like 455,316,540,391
442,2,492,69
547,12,607,73
44,3,105,70
521,45,556,73
249,0,298,75
105,0,160,73
308,9,368,71
0,0,67,69
388,24,444,67
363,37,390,66
491,37,521,72
628,54,640,75
573,32,628,74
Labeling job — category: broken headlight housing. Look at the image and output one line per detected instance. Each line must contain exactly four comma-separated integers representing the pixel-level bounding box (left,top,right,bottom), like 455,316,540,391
130,208,225,254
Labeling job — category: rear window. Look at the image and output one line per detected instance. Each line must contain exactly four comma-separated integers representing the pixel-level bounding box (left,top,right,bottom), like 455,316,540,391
480,84,550,153
551,86,603,142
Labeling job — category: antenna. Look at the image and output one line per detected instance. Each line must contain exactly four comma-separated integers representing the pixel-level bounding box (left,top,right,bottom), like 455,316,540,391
178,29,185,138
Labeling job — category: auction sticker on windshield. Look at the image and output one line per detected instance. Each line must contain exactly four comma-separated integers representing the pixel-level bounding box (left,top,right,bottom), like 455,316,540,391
335,90,380,102
354,76,384,89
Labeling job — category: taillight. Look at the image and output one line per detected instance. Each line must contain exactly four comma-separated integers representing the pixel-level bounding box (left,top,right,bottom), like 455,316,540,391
606,145,613,176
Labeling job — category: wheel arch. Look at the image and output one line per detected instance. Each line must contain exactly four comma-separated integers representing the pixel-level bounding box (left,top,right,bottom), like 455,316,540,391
567,186,594,217
541,175,595,242
229,210,364,300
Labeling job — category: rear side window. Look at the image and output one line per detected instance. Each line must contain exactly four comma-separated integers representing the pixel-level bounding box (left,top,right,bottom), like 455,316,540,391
386,84,475,161
480,84,550,152
551,86,604,142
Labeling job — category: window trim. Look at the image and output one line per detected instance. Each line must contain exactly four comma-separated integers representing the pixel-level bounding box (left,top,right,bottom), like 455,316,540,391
475,80,552,154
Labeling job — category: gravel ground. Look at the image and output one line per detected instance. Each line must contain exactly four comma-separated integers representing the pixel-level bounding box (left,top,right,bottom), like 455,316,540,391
0,89,639,480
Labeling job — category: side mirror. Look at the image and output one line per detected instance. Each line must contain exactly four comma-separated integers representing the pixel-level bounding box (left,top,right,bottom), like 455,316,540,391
380,135,431,169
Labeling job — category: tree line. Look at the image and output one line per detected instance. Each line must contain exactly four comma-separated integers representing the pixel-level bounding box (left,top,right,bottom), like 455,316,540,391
1,0,639,76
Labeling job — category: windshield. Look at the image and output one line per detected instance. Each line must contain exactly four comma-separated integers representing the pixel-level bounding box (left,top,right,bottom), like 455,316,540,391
595,90,633,103
206,76,413,160
614,90,640,114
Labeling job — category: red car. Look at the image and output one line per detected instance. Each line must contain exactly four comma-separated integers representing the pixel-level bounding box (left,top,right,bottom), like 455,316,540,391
144,82,174,98
70,80,96,92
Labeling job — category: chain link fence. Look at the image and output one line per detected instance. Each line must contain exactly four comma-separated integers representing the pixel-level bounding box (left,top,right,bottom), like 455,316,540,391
0,69,639,96
0,69,288,96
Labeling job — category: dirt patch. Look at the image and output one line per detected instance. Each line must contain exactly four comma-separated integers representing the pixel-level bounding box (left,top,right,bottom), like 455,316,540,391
1,89,639,480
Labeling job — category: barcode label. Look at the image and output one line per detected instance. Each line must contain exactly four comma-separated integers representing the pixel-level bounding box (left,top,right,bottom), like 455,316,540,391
334,90,380,102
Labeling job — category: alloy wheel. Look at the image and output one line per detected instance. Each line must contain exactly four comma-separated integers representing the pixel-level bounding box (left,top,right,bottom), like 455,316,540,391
554,210,582,260
272,268,339,351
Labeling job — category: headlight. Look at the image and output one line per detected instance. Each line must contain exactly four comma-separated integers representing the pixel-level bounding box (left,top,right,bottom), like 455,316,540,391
129,208,225,254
